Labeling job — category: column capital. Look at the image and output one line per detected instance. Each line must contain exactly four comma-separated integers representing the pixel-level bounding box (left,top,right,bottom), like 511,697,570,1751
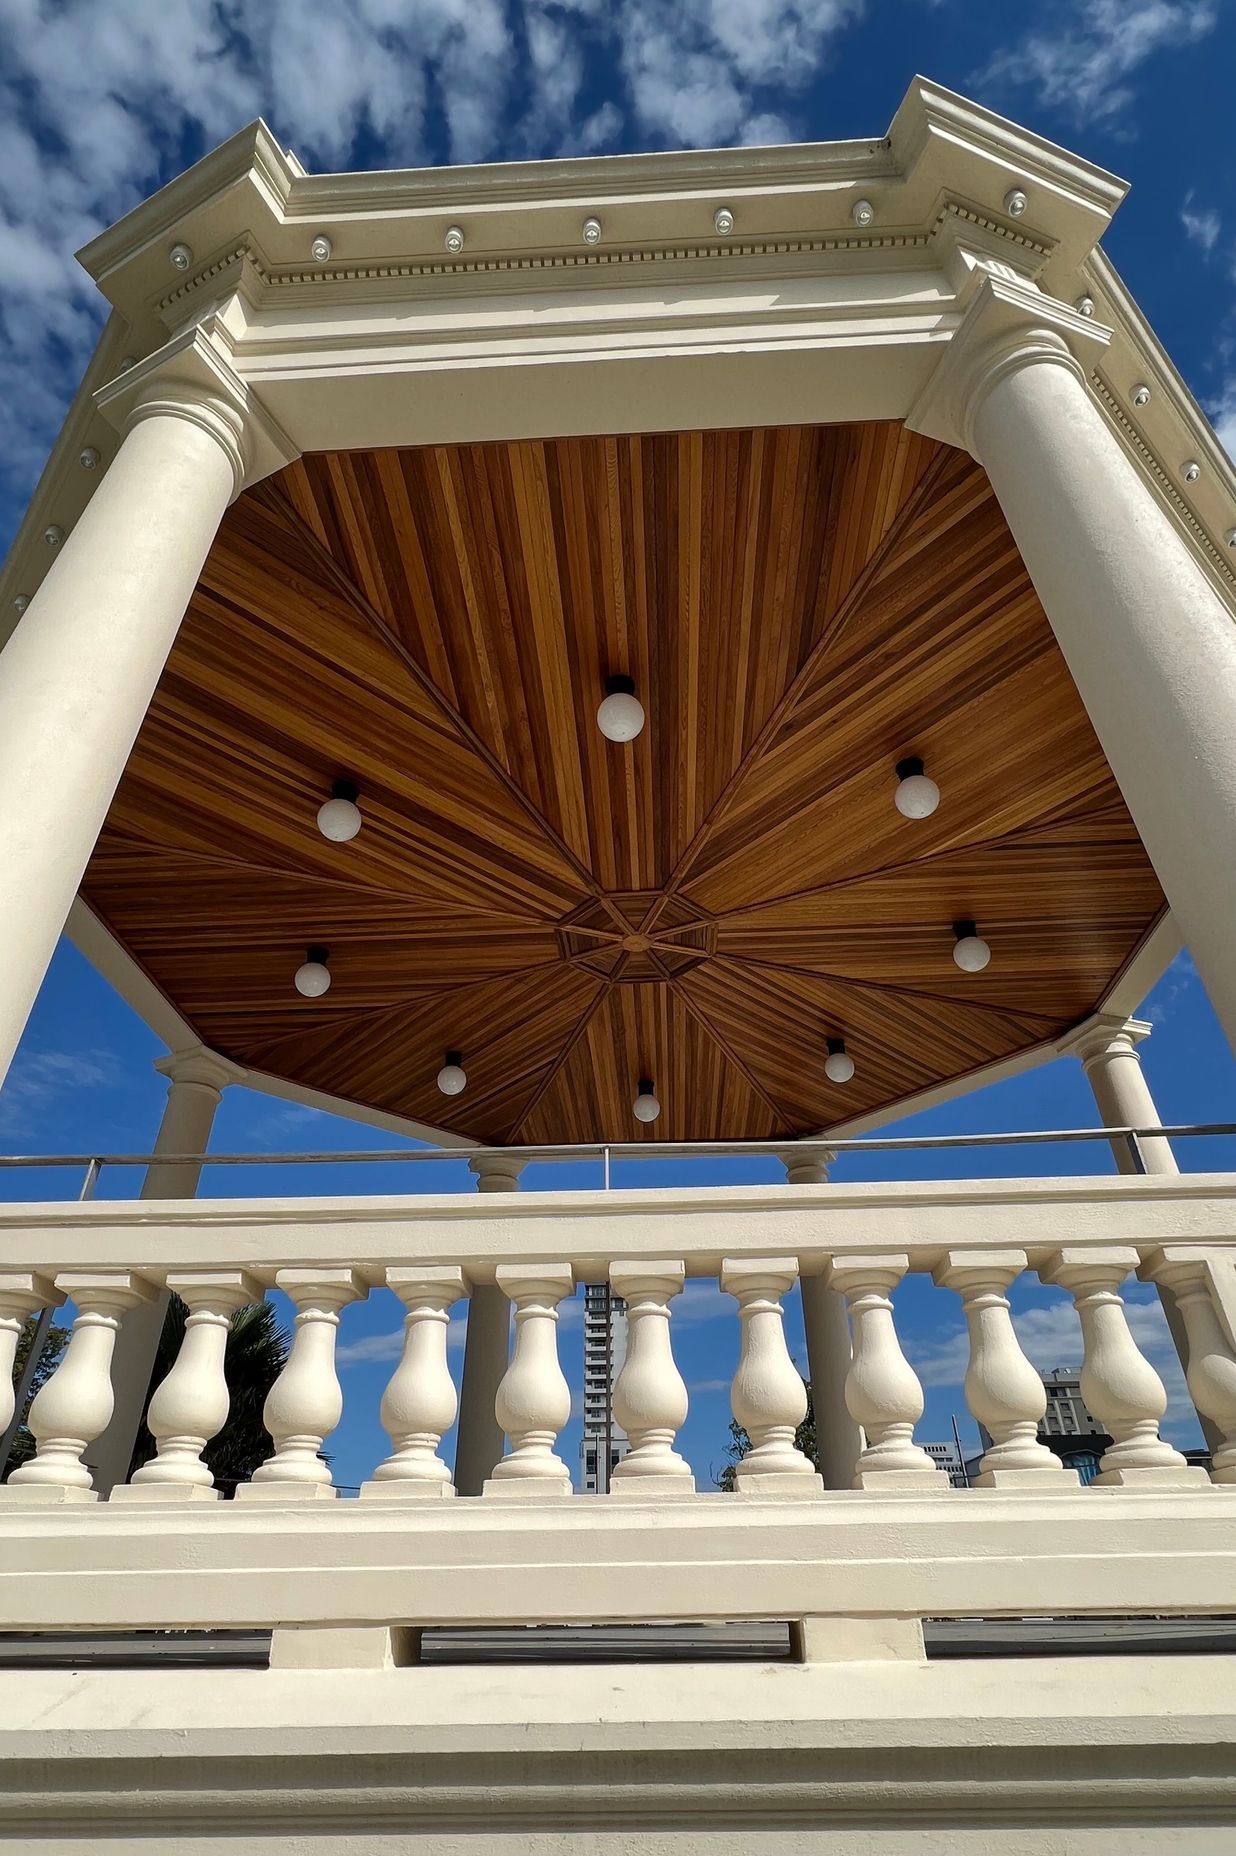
1056,1012,1153,1070
154,1044,242,1096
907,271,1110,457
95,324,297,500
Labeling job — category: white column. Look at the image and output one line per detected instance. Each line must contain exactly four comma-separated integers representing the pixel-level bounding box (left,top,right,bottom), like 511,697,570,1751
1059,1013,1221,1455
934,1250,1075,1487
87,1048,233,1495
1042,1247,1207,1487
721,1258,821,1492
916,273,1236,1050
237,1269,365,1500
3,1274,158,1502
453,1156,522,1495
483,1265,574,1495
0,350,248,1090
608,1260,693,1493
0,1274,59,1445
783,1153,864,1489
362,1267,466,1498
824,1255,946,1489
113,1270,262,1500
1142,1248,1236,1483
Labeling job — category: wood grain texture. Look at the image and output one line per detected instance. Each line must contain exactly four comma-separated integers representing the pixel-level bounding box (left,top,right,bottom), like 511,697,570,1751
81,422,1167,1145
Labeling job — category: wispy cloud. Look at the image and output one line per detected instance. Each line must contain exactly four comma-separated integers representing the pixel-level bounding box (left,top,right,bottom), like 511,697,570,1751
1207,377,1236,465
1180,193,1222,253
0,1047,116,1135
971,1,1217,126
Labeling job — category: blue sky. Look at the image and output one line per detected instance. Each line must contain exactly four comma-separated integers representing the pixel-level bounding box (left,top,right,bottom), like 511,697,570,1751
1,0,1234,1487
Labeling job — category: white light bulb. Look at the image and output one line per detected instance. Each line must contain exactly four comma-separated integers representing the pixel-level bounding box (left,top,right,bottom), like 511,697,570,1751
824,1045,855,1084
597,676,645,742
894,759,940,820
316,782,362,842
632,1086,661,1124
952,932,991,974
437,1059,467,1097
294,958,331,997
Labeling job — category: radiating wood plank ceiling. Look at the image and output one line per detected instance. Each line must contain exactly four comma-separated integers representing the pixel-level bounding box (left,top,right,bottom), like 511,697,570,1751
81,422,1166,1145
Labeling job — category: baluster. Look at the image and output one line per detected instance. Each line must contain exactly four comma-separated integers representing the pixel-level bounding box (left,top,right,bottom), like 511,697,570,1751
362,1267,465,1498
484,1265,573,1496
237,1269,364,1500
824,1255,945,1488
1043,1247,1207,1487
1141,1248,1236,1484
5,1273,157,1501
115,1271,262,1501
721,1258,820,1491
609,1261,693,1494
935,1250,1075,1488
0,1273,60,1441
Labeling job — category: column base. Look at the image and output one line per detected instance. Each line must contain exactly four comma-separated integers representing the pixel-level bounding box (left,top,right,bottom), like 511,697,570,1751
109,1482,220,1503
607,1474,697,1500
1094,1465,1212,1489
791,1615,926,1665
970,1467,1081,1491
733,1471,823,1498
853,1469,951,1492
0,1484,98,1506
234,1481,339,1503
358,1480,456,1501
481,1477,572,1501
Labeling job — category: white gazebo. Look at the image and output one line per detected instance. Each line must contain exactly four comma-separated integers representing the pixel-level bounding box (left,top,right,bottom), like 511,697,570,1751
2,77,1236,1851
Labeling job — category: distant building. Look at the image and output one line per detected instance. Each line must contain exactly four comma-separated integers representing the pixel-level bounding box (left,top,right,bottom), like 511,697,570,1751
979,1367,1110,1484
921,1439,969,1488
579,1283,629,1493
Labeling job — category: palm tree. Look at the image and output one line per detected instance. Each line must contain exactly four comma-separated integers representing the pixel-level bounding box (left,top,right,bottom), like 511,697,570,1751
128,1297,289,1495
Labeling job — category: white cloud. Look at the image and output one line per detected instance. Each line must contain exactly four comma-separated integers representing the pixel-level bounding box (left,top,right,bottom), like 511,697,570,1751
972,1,1217,126
0,1047,116,1134
1180,194,1221,253
1207,377,1236,465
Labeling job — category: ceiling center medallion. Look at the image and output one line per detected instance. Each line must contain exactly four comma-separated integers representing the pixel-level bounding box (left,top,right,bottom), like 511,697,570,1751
557,893,716,983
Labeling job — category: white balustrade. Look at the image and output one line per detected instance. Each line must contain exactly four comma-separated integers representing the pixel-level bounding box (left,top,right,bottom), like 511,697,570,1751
1043,1248,1207,1487
116,1271,262,1500
1142,1248,1236,1484
721,1258,820,1491
609,1261,692,1492
935,1250,1075,1488
238,1269,364,1500
0,1273,59,1440
825,1255,944,1488
485,1265,573,1495
5,1273,157,1499
363,1267,466,1498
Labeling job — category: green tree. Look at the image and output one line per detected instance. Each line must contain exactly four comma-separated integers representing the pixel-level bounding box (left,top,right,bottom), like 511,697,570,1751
4,1314,71,1478
717,1376,816,1490
128,1296,289,1495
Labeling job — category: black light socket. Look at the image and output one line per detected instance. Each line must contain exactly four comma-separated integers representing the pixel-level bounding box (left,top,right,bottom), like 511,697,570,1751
826,1037,846,1057
895,756,924,781
331,778,359,803
605,673,636,697
952,919,977,941
307,944,330,964
637,1075,655,1095
445,1049,463,1068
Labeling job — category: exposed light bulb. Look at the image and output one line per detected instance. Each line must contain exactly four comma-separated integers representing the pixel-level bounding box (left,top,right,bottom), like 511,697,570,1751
1003,188,1028,218
444,225,464,255
295,946,331,997
714,205,734,234
169,242,193,271
316,778,362,842
311,233,332,263
824,1038,855,1085
894,756,940,820
596,673,645,742
437,1051,467,1096
852,198,874,228
952,919,991,973
632,1078,661,1123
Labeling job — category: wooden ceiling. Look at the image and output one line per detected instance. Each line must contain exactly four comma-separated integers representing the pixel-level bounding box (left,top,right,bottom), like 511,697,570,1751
81,421,1166,1145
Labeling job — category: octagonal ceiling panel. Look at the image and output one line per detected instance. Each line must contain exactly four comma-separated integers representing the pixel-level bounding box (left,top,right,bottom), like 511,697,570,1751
81,421,1166,1145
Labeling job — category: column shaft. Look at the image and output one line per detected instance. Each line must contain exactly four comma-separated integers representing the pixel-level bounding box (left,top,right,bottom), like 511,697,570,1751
970,349,1236,1049
0,404,239,1088
453,1158,521,1494
800,1277,863,1489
